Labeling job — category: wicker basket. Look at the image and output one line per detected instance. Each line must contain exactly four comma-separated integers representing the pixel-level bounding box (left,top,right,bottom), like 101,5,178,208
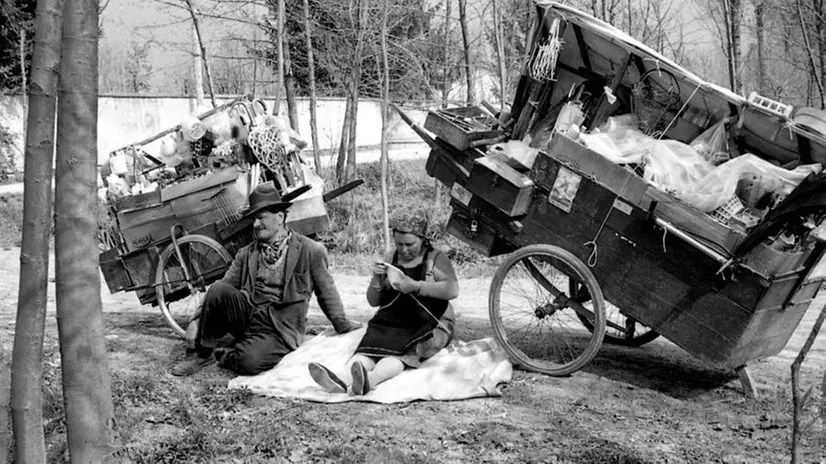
708,196,746,226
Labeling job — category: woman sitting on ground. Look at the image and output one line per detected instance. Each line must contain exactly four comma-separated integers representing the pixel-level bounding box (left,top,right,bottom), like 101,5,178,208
308,209,459,395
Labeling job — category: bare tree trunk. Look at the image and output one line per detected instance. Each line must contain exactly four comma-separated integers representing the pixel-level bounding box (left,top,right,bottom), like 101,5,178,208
380,0,391,251
721,0,742,93
0,341,9,463
283,34,299,130
458,0,475,104
436,0,452,207
790,302,826,464
184,0,216,107
274,0,285,115
55,0,117,461
11,0,63,461
252,19,258,96
816,0,826,108
345,75,360,183
442,0,452,105
755,1,765,95
491,0,506,110
192,26,204,106
19,28,26,95
302,0,322,173
345,0,367,183
335,93,352,182
797,0,826,108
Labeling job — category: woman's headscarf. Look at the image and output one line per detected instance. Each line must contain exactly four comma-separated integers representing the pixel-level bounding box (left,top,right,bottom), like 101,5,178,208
389,208,432,241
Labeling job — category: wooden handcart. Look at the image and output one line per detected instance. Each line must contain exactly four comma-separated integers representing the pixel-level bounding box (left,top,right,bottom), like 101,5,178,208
400,2,826,396
98,96,362,338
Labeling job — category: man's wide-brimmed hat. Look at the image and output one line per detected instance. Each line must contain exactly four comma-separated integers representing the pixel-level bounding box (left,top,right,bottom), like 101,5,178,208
243,181,311,218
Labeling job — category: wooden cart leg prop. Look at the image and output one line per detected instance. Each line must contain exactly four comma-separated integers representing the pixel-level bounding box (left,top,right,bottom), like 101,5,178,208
735,365,758,399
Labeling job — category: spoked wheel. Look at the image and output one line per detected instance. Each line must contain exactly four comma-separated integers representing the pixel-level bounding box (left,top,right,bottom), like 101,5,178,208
489,244,606,376
155,234,232,337
570,282,660,347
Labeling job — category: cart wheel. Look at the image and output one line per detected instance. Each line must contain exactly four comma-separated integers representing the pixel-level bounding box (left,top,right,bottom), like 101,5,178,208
569,282,660,347
155,235,232,338
489,244,606,376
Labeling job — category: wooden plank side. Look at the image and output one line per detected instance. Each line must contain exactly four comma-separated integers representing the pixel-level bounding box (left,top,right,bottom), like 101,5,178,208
645,187,746,254
544,134,650,209
512,169,768,367
120,218,177,252
723,298,812,368
121,246,161,289
113,189,162,213
116,202,176,230
99,250,132,293
170,184,228,232
160,166,242,202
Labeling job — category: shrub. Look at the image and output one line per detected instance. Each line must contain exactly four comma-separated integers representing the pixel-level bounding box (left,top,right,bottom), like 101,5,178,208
0,122,17,182
318,159,483,266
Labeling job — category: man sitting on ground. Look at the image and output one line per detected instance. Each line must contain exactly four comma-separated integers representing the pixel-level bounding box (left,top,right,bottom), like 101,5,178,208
171,181,360,376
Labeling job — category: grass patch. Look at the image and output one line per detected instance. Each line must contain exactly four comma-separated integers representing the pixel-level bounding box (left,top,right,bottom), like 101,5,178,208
0,194,23,248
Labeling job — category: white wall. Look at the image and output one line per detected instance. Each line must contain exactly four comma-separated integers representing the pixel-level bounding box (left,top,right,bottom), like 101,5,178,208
0,95,432,170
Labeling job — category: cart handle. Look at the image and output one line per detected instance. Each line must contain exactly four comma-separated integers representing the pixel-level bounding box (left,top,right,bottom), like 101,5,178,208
654,218,730,266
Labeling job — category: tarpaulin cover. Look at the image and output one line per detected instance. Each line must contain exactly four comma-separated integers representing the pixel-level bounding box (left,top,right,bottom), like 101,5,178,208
579,116,822,212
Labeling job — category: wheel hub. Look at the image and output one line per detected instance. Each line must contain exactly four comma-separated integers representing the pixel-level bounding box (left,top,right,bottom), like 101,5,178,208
535,294,571,318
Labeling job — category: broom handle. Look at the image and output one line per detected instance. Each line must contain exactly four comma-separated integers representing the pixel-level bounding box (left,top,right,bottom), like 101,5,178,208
389,102,439,151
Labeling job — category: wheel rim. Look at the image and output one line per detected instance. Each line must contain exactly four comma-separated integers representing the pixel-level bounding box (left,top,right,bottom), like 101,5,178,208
570,282,659,347
155,235,232,338
489,245,606,376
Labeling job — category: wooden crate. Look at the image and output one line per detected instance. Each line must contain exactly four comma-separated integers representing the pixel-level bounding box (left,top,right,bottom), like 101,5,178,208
543,133,650,209
467,156,534,217
425,148,471,189
115,167,244,252
446,202,512,257
423,106,504,151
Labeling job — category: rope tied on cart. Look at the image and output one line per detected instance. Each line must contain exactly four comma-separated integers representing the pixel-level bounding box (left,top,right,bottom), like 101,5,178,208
583,202,614,267
583,172,634,267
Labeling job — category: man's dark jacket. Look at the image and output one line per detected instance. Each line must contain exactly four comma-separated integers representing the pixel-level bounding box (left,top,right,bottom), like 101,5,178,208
219,233,355,351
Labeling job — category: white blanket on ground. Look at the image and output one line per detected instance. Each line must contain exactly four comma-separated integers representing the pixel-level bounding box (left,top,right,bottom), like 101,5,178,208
227,327,513,404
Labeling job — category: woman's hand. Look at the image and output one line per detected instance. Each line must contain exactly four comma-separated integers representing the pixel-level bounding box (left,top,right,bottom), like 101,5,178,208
371,261,388,276
394,275,421,294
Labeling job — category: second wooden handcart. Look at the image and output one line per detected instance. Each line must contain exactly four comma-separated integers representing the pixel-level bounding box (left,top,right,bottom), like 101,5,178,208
404,2,826,396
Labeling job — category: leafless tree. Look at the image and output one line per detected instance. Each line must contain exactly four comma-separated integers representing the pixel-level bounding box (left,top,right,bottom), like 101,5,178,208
55,0,117,460
184,0,217,106
302,0,322,172
458,0,475,103
790,303,826,463
491,0,507,108
10,0,63,461
380,0,391,250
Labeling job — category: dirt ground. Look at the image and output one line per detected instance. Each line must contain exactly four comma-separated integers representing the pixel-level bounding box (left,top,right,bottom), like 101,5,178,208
1,245,825,463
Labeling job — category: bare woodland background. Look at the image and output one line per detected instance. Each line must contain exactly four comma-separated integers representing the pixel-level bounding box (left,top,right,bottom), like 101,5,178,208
1,0,826,463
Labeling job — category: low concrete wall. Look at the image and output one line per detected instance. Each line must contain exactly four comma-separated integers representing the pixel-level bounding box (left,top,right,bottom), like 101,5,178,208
0,95,432,170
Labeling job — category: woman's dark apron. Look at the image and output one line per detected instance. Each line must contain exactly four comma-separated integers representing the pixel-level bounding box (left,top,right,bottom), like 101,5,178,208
355,248,449,357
